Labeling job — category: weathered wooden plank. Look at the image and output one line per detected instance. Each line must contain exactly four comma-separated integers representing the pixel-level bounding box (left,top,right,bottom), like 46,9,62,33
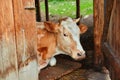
102,0,114,42
0,5,4,79
0,44,4,80
0,0,18,80
93,0,104,66
102,0,120,79
115,0,120,59
107,0,116,57
12,0,38,80
102,43,120,80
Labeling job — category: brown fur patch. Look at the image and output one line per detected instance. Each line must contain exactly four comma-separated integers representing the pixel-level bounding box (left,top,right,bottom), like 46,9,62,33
37,47,48,60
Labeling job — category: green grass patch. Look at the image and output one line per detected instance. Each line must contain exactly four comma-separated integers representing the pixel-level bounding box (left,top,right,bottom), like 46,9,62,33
40,0,93,18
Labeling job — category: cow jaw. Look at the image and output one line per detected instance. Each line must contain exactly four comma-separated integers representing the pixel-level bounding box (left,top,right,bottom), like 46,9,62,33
56,17,86,60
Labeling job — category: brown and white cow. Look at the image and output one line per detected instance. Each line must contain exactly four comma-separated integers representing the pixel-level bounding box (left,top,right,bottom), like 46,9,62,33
37,17,88,71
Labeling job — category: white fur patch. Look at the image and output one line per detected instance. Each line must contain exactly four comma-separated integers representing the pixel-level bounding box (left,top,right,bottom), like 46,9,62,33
49,57,56,66
61,17,85,53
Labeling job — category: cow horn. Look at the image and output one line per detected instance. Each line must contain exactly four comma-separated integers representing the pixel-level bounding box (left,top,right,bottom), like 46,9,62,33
73,18,80,23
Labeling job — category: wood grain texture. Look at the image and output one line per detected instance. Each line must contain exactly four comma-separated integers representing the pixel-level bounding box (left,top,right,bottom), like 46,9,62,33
102,43,120,80
102,0,115,42
12,0,38,80
0,0,18,80
102,0,120,79
0,0,38,80
93,0,104,66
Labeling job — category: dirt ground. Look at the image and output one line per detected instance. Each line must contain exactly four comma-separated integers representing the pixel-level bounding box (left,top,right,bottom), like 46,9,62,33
58,68,111,80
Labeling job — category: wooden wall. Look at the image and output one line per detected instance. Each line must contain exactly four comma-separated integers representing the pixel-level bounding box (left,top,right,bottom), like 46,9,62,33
107,0,120,60
94,0,120,79
0,0,38,80
102,0,120,80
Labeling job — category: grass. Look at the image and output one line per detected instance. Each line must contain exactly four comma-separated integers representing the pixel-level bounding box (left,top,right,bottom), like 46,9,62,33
40,0,93,18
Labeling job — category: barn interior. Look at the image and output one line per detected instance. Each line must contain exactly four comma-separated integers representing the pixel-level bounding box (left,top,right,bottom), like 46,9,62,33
36,0,110,80
0,0,119,80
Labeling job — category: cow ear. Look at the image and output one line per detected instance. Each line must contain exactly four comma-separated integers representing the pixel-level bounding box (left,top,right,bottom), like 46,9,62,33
44,21,60,33
79,24,88,34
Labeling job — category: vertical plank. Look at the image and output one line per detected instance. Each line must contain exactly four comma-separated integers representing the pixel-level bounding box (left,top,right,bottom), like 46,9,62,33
0,0,18,80
116,0,120,59
102,0,120,79
102,0,114,42
0,39,4,80
93,0,104,66
12,0,38,80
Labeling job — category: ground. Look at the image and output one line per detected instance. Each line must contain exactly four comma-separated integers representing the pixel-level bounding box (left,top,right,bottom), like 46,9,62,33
58,68,111,80
39,53,111,80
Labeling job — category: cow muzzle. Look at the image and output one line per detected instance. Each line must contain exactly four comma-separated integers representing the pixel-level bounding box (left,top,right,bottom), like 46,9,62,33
72,50,86,60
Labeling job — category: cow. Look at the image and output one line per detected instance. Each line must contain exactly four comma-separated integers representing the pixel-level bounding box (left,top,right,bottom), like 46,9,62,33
37,17,88,71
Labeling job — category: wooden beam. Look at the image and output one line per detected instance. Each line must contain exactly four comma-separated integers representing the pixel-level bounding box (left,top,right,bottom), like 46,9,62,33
93,0,104,66
35,0,41,22
45,0,49,21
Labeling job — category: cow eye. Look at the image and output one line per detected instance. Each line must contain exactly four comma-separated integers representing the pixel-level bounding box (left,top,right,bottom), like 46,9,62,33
63,33,68,37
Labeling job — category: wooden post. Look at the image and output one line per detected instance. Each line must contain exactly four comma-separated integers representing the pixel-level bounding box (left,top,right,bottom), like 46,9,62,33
93,0,104,68
35,0,41,22
45,0,49,21
76,0,80,18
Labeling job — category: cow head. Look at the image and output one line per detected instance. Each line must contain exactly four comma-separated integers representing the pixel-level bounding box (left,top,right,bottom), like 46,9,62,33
44,17,88,60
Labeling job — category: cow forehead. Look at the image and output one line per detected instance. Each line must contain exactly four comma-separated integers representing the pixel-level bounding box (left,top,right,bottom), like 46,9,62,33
60,17,80,34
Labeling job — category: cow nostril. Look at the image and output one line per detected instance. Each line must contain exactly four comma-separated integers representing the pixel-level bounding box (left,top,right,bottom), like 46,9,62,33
77,53,81,56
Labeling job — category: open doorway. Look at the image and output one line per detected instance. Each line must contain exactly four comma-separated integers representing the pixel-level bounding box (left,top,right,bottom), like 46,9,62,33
35,0,111,80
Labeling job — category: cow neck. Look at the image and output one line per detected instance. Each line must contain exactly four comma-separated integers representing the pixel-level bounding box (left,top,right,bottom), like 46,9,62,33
54,34,67,56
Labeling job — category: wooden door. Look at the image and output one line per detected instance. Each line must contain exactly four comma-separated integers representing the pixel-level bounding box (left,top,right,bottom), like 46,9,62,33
0,0,19,80
102,0,120,80
0,0,38,80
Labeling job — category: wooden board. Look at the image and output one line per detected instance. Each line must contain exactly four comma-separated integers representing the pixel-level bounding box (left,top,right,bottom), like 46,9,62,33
0,0,18,80
12,0,38,80
102,0,120,79
0,0,38,80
